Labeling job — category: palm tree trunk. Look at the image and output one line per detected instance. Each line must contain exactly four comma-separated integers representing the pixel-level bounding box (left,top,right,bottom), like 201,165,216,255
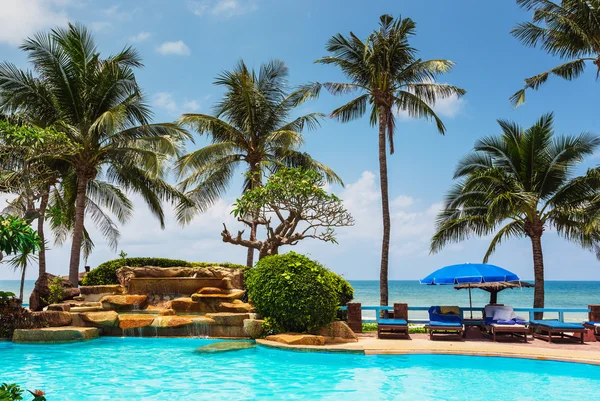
245,163,262,267
530,234,545,320
378,106,391,307
68,173,87,286
19,261,27,304
37,190,49,277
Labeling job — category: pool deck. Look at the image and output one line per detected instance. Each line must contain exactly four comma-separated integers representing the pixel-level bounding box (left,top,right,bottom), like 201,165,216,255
257,333,600,365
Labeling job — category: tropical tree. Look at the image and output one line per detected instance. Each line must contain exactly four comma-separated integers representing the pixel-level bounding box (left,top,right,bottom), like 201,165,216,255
177,60,342,267
0,118,72,277
0,215,41,302
308,14,466,306
431,113,600,317
223,168,354,258
0,24,190,285
511,0,600,106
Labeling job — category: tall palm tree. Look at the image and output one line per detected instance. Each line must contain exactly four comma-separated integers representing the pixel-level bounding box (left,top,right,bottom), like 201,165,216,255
511,0,600,106
177,60,342,267
431,113,600,317
0,24,190,285
309,14,465,306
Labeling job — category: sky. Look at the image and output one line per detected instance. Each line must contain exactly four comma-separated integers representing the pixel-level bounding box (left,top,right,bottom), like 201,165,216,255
0,0,599,282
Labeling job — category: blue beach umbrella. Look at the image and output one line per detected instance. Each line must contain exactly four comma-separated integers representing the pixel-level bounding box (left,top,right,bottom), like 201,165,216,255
420,263,521,318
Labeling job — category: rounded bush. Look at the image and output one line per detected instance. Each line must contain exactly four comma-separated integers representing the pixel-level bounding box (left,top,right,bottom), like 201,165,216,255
245,252,353,333
81,257,245,286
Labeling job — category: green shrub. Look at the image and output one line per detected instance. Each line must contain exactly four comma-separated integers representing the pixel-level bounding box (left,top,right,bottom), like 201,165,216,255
41,277,65,305
81,257,246,286
245,252,352,333
0,383,46,400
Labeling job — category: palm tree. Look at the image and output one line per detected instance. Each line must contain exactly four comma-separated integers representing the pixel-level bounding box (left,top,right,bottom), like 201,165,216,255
309,14,465,306
431,113,600,317
0,24,190,285
177,60,342,267
511,0,600,106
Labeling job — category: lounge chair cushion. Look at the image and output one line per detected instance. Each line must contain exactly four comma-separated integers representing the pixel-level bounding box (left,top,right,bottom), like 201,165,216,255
491,323,527,328
584,322,600,327
530,320,584,330
429,306,463,324
487,305,517,321
378,319,407,326
427,321,462,328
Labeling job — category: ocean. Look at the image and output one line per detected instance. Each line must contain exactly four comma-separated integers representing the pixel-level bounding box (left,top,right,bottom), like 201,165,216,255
2,280,597,320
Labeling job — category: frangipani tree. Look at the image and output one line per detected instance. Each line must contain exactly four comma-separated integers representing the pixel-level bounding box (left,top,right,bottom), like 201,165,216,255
222,169,354,259
511,0,600,106
431,113,600,317
177,60,341,266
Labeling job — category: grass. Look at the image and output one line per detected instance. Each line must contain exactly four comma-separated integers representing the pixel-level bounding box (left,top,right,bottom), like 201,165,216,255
362,323,426,334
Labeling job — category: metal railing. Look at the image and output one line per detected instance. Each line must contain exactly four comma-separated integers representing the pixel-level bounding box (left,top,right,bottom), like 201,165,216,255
340,305,591,324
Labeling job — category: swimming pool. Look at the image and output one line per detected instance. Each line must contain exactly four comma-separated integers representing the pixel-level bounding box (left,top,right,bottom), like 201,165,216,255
1,338,599,400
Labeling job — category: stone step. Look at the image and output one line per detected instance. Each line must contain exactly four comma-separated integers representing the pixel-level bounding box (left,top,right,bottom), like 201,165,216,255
12,327,100,343
70,306,104,313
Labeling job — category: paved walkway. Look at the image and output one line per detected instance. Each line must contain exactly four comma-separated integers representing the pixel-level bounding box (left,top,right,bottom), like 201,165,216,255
257,333,600,365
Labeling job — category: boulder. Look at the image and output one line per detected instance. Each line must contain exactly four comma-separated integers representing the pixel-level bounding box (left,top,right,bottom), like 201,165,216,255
158,309,176,316
218,301,254,313
47,304,71,312
116,266,244,290
101,295,147,311
318,321,358,343
197,287,223,295
205,313,249,326
33,311,72,327
29,273,80,311
243,319,264,339
265,334,325,346
80,311,119,328
191,289,245,302
209,325,247,338
79,285,125,302
170,297,206,314
195,341,255,353
12,327,99,343
151,316,194,328
118,315,155,330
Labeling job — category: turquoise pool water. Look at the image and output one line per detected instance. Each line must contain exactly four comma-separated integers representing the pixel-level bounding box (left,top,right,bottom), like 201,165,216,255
1,338,599,400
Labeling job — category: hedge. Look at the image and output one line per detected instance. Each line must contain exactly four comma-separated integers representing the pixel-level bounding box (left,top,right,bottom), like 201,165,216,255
245,252,353,334
81,257,246,286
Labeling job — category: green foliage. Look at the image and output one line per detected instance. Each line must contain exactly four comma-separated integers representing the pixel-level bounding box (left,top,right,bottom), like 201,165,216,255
41,277,66,305
245,252,353,333
81,257,246,286
510,0,600,106
0,215,41,256
0,291,15,303
361,323,426,334
0,383,46,401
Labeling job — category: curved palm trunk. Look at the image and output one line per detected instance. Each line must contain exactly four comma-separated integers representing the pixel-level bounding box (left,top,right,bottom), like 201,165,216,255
37,190,49,277
68,173,88,286
530,234,545,320
378,106,391,307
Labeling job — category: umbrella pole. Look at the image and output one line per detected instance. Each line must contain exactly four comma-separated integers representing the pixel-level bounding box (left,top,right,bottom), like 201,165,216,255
468,284,473,319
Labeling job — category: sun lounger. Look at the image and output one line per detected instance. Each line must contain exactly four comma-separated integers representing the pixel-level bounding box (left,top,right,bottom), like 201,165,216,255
483,305,530,342
530,320,585,343
425,306,464,340
584,322,600,338
377,303,409,339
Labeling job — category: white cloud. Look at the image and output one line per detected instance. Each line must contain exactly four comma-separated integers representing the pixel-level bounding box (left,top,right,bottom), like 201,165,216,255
103,5,141,20
156,40,191,56
89,21,112,32
129,32,151,43
0,0,69,46
188,0,258,18
337,171,443,257
153,92,201,116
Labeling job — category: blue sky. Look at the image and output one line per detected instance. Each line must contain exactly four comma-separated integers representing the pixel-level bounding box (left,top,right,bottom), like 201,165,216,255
0,0,599,281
